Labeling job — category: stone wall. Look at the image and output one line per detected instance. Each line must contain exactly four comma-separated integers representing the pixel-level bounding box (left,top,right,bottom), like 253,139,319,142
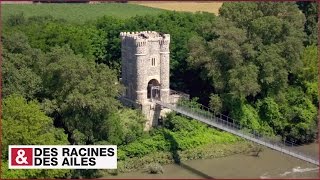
120,31,171,129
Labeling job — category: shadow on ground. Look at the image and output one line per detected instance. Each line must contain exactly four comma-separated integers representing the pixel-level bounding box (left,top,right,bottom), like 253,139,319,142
164,131,215,179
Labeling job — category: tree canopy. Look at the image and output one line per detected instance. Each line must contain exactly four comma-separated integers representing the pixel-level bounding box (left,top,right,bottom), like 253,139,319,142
2,2,318,178
2,94,71,178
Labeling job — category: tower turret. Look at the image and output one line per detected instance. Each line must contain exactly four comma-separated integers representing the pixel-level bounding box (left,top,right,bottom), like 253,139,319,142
120,31,171,129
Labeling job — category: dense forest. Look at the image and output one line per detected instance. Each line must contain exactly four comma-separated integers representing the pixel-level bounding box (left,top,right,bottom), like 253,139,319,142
2,2,318,178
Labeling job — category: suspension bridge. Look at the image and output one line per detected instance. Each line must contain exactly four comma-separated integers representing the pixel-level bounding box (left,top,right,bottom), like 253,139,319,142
151,92,319,166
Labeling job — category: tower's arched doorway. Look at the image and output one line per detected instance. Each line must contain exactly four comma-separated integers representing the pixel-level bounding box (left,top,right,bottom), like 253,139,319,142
147,79,160,100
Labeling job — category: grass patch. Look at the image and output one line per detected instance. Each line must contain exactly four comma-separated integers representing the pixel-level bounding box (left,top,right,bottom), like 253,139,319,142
118,114,242,160
2,3,166,24
110,113,254,174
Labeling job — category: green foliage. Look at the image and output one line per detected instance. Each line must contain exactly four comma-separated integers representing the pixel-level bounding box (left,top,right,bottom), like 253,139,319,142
2,32,44,99
187,2,316,142
121,114,239,159
256,44,288,94
304,81,318,106
238,104,261,132
8,19,106,59
165,113,199,132
280,87,317,143
95,16,126,70
71,130,87,145
94,11,217,92
219,2,262,29
2,94,71,178
2,160,72,179
122,131,170,158
220,2,305,31
209,94,223,114
251,16,286,45
2,5,319,178
41,46,122,144
300,45,318,82
257,97,285,133
6,12,27,27
187,17,260,98
2,94,69,156
2,26,149,163
228,63,260,98
101,109,146,145
218,2,305,93
117,141,253,173
297,45,318,106
231,101,274,136
297,2,318,45
2,31,128,146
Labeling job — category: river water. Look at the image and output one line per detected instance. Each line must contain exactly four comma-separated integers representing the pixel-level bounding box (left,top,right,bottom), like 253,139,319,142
111,143,319,179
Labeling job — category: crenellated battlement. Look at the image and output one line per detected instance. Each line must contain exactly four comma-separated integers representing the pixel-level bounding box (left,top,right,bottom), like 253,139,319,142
120,30,171,130
159,40,170,45
136,41,147,47
120,31,161,38
120,31,170,48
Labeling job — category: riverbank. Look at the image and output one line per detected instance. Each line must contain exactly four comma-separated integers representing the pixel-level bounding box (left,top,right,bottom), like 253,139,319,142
102,140,258,177
99,113,266,177
97,113,317,178
107,143,319,179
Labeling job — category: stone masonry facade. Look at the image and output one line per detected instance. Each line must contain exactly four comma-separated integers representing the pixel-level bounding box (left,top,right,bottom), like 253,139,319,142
120,31,171,129
120,31,170,104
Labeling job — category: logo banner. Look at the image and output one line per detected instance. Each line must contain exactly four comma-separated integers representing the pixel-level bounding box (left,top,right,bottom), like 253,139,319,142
9,145,117,169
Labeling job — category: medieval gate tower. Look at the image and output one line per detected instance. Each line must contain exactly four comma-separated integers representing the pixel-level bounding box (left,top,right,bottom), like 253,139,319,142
120,31,172,129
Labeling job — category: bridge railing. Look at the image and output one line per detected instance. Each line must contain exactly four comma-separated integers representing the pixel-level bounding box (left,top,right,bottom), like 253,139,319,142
170,89,190,99
161,99,319,165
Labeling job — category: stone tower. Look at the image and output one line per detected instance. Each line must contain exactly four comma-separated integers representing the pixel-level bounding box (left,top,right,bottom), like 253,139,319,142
120,31,171,129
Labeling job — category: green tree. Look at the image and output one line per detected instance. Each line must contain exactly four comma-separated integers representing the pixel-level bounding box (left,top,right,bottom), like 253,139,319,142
209,94,222,114
299,45,318,106
41,46,122,145
95,16,126,70
7,17,106,60
94,12,208,74
219,2,262,29
2,94,70,178
300,45,318,82
2,32,44,99
187,17,260,101
228,63,260,98
297,2,318,45
101,109,146,145
279,87,318,143
220,2,305,77
188,3,314,142
220,2,305,32
257,97,285,134
255,44,288,95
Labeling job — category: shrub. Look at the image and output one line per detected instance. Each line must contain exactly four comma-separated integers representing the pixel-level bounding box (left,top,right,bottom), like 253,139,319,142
144,163,164,174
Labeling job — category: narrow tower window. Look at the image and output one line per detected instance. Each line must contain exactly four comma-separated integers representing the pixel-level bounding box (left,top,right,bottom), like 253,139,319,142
151,58,156,67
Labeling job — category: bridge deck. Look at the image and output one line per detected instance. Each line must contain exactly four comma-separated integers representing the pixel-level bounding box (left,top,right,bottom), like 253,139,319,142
155,100,319,166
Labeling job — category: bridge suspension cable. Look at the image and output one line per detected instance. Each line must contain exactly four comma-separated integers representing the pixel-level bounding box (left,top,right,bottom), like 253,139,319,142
154,98,319,166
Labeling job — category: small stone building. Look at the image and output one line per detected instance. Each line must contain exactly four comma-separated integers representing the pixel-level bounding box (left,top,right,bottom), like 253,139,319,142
119,31,186,129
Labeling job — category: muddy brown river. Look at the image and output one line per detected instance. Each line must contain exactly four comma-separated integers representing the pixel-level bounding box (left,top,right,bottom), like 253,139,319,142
110,143,319,179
